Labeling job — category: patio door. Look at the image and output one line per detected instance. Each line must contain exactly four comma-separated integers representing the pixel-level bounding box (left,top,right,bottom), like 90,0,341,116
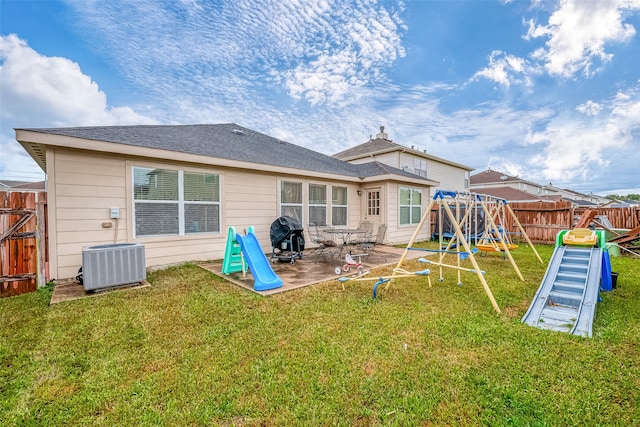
364,187,382,231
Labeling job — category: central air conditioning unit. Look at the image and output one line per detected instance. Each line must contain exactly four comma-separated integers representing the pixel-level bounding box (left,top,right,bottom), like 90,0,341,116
81,243,146,291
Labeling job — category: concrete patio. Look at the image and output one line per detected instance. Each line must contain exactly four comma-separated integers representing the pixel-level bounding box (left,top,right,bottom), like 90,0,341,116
200,245,427,296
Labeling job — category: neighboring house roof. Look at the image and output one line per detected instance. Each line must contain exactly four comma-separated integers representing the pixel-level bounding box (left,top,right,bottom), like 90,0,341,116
565,198,598,206
472,186,552,202
333,136,474,171
607,200,637,208
16,124,438,185
470,169,538,187
0,179,46,190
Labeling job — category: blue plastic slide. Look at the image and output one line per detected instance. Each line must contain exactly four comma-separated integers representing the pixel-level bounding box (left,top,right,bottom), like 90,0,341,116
235,230,283,291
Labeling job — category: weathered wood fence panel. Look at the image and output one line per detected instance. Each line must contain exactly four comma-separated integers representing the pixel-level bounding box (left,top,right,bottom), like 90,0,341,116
509,202,640,243
508,201,573,243
0,191,48,298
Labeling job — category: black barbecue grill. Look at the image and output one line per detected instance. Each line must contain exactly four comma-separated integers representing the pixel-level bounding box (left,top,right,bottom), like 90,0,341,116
270,216,305,263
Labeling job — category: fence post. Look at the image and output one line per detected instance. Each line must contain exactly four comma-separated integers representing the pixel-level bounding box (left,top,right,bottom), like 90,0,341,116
37,192,47,288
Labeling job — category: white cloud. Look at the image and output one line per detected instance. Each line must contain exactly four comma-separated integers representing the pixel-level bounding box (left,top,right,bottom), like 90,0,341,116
67,0,406,108
0,34,156,127
525,85,640,185
0,34,156,179
471,50,534,87
576,100,602,116
526,0,640,78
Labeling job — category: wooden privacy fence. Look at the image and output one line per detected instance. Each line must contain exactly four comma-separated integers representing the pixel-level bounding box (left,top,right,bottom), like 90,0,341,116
0,191,48,298
508,201,574,243
508,201,640,243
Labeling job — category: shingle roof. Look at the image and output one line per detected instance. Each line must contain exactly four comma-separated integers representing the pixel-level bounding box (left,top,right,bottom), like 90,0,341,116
333,137,473,171
18,124,430,182
565,198,598,206
472,186,551,202
333,138,399,159
470,169,527,185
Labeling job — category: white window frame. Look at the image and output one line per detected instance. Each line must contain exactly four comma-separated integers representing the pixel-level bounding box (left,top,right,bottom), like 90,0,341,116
308,183,327,226
413,158,427,178
399,187,422,225
280,180,304,222
132,166,220,238
331,186,348,226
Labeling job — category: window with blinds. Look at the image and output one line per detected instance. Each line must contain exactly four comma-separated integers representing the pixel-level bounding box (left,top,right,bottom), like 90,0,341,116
133,167,220,237
331,186,347,226
413,158,427,178
308,183,327,226
281,181,303,221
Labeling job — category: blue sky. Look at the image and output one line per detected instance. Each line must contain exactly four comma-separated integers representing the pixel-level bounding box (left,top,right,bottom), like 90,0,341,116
1,0,639,195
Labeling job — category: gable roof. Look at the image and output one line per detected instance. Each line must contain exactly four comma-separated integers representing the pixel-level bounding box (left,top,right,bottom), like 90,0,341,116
470,169,539,186
472,186,553,202
333,137,474,171
16,124,438,184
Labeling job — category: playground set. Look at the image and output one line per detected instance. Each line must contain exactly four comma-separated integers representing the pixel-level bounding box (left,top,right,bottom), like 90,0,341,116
219,190,615,337
337,190,615,336
337,190,543,313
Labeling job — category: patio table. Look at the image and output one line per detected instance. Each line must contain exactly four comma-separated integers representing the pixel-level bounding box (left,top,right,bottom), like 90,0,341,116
322,228,368,257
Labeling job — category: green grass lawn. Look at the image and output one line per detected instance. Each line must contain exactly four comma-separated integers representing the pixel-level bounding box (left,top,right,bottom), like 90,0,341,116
2,244,639,426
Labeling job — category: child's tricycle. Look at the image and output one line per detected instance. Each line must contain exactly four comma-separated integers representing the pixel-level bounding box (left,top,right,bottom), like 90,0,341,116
335,253,367,275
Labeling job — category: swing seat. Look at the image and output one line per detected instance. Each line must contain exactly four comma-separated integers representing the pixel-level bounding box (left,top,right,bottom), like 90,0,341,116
476,243,518,252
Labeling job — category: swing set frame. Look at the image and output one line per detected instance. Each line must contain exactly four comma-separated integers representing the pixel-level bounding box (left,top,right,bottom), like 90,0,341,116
337,190,543,314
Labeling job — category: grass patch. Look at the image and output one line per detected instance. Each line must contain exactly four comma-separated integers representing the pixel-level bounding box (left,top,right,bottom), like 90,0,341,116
1,244,639,425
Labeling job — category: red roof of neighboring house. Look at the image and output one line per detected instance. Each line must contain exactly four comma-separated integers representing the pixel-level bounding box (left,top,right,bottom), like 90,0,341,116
473,187,554,202
470,169,538,186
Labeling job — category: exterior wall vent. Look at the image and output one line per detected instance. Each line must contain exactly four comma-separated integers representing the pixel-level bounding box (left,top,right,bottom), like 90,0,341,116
82,243,146,291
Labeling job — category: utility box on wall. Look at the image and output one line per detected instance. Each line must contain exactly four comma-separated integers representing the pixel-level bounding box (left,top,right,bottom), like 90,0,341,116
81,243,146,291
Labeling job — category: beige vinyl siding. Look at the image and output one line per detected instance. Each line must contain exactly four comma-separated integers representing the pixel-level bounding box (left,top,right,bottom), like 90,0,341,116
427,161,467,192
398,152,426,175
223,170,278,252
50,152,232,279
49,149,367,279
52,150,129,279
385,182,431,244
346,185,361,227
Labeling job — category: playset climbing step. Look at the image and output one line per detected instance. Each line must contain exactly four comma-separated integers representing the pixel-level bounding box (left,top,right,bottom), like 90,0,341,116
222,226,283,291
222,227,246,275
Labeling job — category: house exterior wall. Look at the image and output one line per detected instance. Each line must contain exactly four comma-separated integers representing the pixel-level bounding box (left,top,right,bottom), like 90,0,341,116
385,182,432,244
348,151,470,193
48,148,366,280
426,161,468,192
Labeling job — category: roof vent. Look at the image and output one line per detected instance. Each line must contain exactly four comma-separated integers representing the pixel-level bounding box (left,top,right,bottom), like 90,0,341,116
232,129,245,135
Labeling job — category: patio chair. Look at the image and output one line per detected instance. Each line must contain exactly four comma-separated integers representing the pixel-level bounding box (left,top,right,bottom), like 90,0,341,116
355,220,373,245
308,222,338,258
360,224,387,255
